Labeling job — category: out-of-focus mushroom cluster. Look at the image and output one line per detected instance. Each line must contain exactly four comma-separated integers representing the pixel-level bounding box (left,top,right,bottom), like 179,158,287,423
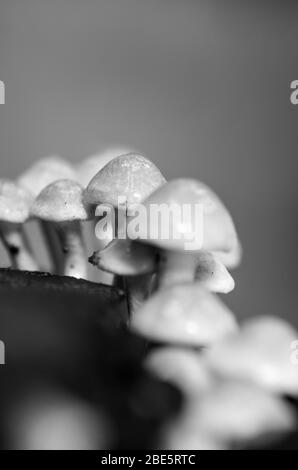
1,149,298,449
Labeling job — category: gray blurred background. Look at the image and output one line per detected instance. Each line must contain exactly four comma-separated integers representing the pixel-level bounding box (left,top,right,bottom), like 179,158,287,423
0,0,297,325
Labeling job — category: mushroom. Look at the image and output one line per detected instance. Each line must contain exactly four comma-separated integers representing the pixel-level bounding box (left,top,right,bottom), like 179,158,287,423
31,179,92,279
75,147,131,188
145,347,212,399
12,387,112,450
84,153,166,311
136,178,239,290
205,316,298,397
84,153,166,213
18,155,77,273
89,238,234,315
0,179,38,271
89,238,156,277
186,381,295,448
195,251,235,293
89,238,157,314
131,283,238,347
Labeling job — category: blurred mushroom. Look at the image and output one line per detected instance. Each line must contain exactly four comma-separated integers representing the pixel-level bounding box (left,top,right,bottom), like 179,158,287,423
131,284,238,347
205,316,298,397
18,156,77,273
145,347,212,399
137,178,239,289
0,179,38,271
10,388,112,450
31,179,92,279
161,423,224,450
186,381,295,448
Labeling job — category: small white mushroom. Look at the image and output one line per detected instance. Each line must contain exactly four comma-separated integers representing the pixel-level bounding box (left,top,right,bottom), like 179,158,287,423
157,249,235,293
18,155,77,273
131,284,238,347
84,153,166,312
0,179,38,271
84,153,166,212
31,179,92,279
205,316,298,396
137,178,239,290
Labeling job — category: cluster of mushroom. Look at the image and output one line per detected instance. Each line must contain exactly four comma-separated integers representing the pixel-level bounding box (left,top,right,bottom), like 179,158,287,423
85,154,298,449
1,150,298,450
0,149,129,278
147,316,298,449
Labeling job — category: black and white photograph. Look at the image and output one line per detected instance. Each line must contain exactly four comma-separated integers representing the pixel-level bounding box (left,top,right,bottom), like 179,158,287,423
0,0,298,458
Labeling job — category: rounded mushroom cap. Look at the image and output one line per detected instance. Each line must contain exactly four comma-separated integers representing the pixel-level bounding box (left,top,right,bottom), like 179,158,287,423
89,238,157,276
0,179,33,223
131,284,238,347
76,147,132,187
145,347,212,397
205,316,298,396
31,179,91,222
18,156,77,197
191,381,295,444
137,178,238,253
84,153,166,208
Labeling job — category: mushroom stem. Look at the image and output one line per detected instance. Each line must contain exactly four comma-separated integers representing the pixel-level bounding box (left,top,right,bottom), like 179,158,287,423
56,221,87,279
40,221,63,274
0,222,39,271
126,274,153,316
157,251,197,290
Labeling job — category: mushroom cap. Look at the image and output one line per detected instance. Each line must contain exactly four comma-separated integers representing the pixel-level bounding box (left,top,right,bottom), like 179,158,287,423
190,381,295,444
0,179,33,223
205,316,298,396
88,238,157,276
76,147,131,187
31,179,91,222
145,347,212,397
131,284,238,346
137,178,238,253
18,156,77,197
84,153,166,208
195,251,235,293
